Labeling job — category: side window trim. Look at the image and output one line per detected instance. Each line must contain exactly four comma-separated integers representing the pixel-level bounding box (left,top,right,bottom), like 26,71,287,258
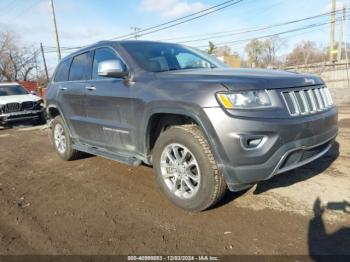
52,46,129,83
67,55,74,81
90,49,96,80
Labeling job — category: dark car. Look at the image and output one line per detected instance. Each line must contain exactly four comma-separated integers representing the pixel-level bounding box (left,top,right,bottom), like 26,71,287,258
0,83,46,126
46,41,338,211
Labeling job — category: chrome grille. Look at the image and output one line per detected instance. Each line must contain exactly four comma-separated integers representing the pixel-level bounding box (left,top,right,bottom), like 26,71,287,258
4,102,21,113
282,86,333,116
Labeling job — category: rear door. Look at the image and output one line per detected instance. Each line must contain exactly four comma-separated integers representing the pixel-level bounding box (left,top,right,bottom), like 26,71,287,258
84,47,134,153
57,51,93,142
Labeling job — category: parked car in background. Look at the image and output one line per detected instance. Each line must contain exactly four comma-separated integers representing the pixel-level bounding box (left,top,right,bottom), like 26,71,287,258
46,40,338,212
0,83,46,127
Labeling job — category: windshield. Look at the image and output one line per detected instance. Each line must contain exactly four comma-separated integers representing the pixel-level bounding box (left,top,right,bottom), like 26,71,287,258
0,85,29,96
121,42,227,72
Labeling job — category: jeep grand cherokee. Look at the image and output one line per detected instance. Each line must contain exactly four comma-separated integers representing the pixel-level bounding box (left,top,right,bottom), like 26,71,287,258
46,41,338,211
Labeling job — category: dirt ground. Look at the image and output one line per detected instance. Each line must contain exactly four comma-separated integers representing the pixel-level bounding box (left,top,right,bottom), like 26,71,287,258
0,105,349,257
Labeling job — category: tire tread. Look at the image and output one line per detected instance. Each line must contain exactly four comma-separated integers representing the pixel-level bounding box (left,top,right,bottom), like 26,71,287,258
165,124,227,211
51,116,81,161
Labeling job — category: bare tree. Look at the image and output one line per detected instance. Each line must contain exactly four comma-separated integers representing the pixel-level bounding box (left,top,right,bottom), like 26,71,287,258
286,41,326,66
213,45,231,57
0,31,38,82
207,41,217,55
262,36,286,68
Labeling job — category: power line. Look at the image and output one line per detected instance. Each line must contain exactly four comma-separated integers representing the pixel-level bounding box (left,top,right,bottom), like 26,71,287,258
216,23,330,49
43,8,346,53
16,0,44,18
167,9,347,44
121,0,245,40
123,0,243,40
108,0,245,41
43,0,246,51
42,0,245,52
156,0,286,42
1,0,43,21
44,19,341,55
194,17,348,49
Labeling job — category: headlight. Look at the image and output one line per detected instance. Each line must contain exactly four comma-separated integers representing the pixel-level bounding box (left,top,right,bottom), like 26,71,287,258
216,90,272,109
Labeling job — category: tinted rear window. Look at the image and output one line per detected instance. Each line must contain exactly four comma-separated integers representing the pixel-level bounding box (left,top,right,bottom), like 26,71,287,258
54,58,71,82
69,52,92,81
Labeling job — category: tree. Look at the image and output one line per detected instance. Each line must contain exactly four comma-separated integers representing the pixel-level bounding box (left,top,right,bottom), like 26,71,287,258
0,31,38,82
286,41,326,66
207,41,217,55
214,45,231,56
207,42,231,57
262,36,285,67
244,37,285,68
245,39,265,68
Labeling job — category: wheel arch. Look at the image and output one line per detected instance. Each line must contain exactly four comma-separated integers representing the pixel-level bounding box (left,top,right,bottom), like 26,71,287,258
46,104,74,138
47,105,61,119
143,107,226,167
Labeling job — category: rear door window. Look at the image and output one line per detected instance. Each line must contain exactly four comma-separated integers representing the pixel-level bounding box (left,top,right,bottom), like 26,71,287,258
69,52,93,81
54,58,71,82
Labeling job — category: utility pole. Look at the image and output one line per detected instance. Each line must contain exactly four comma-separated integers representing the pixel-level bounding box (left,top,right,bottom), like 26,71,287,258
49,0,61,61
131,27,141,40
40,43,49,81
337,5,346,61
34,52,39,89
343,4,350,87
330,0,337,62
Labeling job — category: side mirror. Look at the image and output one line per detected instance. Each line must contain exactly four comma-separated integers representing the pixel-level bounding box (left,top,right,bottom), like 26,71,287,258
98,60,128,78
30,90,37,95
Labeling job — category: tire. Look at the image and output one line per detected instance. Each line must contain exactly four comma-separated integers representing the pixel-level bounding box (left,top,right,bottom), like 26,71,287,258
51,116,80,161
36,112,47,125
153,124,227,212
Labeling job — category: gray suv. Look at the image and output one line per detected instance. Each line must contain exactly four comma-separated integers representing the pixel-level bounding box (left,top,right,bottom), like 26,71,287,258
46,41,338,211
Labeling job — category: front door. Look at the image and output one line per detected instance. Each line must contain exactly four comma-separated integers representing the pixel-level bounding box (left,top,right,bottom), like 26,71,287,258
84,47,134,154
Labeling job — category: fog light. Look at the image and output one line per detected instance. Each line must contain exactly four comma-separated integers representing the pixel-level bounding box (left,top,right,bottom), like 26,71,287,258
240,136,266,150
247,138,262,147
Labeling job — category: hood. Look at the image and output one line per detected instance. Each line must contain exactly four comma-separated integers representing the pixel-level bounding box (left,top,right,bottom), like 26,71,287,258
156,68,324,90
0,94,41,105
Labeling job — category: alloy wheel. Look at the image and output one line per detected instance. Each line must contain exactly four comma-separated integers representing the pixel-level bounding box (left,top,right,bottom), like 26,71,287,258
160,143,201,199
54,123,67,154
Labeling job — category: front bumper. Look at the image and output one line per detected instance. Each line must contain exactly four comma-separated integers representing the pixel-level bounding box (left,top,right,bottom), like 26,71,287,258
203,107,338,191
0,109,44,125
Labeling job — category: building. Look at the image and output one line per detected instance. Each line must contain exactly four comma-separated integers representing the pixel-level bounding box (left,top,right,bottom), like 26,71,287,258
18,81,37,92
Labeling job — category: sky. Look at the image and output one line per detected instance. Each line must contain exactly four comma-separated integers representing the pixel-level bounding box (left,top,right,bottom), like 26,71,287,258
0,0,346,72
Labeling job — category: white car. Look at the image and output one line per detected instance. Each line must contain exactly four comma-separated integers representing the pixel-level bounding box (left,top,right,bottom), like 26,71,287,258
0,83,46,126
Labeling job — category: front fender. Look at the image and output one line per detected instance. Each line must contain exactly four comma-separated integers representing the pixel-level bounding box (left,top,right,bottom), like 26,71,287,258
141,102,229,168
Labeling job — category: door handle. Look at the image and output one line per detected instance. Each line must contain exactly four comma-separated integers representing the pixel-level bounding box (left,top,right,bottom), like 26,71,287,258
85,86,96,91
59,87,67,91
